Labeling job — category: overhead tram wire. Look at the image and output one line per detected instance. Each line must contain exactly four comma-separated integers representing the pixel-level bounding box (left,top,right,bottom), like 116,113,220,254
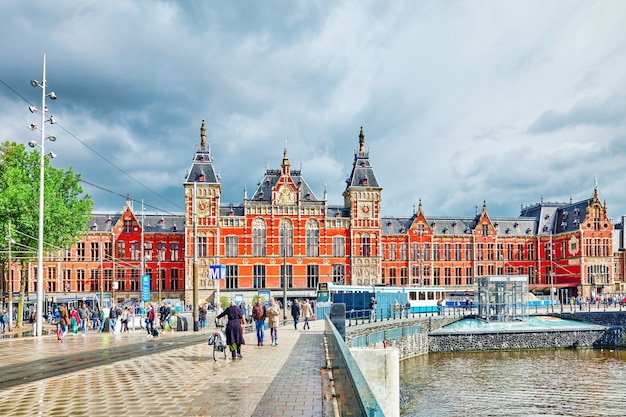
79,178,181,215
0,78,184,212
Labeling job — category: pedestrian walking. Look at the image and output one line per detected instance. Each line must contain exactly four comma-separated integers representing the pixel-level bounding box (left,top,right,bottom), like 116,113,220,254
199,304,207,329
267,297,281,346
301,298,313,330
252,297,266,346
291,298,301,329
120,307,130,333
145,303,156,337
369,297,377,321
160,302,172,332
78,303,89,336
109,303,119,332
216,299,245,359
58,303,69,342
0,309,8,333
70,306,80,334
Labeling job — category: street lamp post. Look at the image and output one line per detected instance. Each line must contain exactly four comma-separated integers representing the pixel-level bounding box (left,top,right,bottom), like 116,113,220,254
282,222,288,321
29,54,58,337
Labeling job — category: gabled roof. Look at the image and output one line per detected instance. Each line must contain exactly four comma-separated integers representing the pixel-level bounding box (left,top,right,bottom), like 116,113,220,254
88,212,185,234
183,120,220,185
249,149,319,202
345,127,380,189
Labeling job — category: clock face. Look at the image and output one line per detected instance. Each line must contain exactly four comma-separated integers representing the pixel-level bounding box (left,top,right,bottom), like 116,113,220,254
279,186,295,205
197,200,208,214
358,202,373,218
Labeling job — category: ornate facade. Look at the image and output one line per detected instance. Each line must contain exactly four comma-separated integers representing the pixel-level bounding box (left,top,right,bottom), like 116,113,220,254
5,122,624,307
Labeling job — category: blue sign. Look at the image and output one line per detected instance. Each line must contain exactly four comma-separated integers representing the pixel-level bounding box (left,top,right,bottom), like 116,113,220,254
210,265,226,280
141,275,151,302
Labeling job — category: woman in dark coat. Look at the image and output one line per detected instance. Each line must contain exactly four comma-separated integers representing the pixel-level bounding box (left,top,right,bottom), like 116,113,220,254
216,300,245,359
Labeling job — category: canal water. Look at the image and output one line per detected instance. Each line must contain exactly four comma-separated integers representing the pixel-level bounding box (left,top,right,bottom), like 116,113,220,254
400,349,626,416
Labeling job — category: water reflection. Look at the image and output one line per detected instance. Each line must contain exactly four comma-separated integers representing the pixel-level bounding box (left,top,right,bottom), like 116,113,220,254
401,349,626,416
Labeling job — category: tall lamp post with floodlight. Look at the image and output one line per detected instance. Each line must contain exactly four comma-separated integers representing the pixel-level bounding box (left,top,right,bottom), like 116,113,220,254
29,54,58,337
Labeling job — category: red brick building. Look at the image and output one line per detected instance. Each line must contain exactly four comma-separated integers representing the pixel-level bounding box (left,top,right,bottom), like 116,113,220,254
6,122,621,308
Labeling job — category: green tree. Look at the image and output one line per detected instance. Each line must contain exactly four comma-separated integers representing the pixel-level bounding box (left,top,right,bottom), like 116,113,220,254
0,141,93,328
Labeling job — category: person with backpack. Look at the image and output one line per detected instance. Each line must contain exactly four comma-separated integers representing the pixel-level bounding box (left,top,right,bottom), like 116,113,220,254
251,297,266,346
160,302,172,332
0,309,8,333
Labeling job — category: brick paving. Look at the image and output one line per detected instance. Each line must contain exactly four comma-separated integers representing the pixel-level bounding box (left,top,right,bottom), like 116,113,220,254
0,319,325,417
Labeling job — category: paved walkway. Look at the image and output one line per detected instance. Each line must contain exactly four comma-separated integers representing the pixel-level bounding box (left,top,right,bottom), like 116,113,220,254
0,319,326,416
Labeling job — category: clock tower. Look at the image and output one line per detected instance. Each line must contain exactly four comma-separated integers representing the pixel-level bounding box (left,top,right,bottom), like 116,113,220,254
183,120,222,307
343,127,382,285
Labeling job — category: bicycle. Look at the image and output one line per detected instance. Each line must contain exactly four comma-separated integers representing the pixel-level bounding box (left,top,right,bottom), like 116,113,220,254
208,324,228,361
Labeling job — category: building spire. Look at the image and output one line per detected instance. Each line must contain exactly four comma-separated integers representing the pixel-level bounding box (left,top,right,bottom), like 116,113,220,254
200,119,207,147
281,146,291,175
359,126,365,153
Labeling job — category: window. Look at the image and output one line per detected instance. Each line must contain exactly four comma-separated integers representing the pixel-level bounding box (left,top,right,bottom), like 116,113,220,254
444,267,451,286
306,219,319,257
389,268,397,286
280,221,293,257
400,267,408,286
507,244,514,260
116,241,126,259
361,235,371,257
455,244,461,261
170,242,179,261
77,242,85,261
389,243,396,261
226,265,239,289
63,248,72,261
104,241,112,260
411,243,420,261
225,236,238,258
104,269,113,291
280,264,293,288
332,264,345,284
144,241,153,261
424,243,431,261
487,244,494,261
124,219,132,233
465,244,472,261
476,244,483,261
90,269,99,291
130,242,140,261
157,242,166,261
400,244,407,261
76,269,85,291
63,269,71,292
252,218,266,257
307,264,319,288
253,265,266,288
332,236,345,257
444,244,451,261
171,269,180,290
433,268,440,286
90,242,99,262
433,243,440,261
518,244,525,260
197,236,207,258
482,224,489,236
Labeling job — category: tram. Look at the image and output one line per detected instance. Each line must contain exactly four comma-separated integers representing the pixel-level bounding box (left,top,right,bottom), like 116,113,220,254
316,282,447,319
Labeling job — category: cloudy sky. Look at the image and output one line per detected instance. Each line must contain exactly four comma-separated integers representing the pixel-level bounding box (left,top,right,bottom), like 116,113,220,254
2,1,626,222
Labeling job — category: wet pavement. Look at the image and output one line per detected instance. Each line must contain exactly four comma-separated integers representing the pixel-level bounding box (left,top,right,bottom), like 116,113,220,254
0,319,325,416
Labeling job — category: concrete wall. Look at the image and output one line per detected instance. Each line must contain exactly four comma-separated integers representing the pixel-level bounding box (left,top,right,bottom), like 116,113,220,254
351,348,400,417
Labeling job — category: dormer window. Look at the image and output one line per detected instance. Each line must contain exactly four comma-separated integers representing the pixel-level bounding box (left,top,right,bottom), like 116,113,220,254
563,211,568,218
172,224,177,232
514,222,519,228
306,193,311,200
92,223,98,231
335,212,340,218
561,221,567,229
526,227,532,234
465,227,471,234
452,221,458,227
431,222,437,228
545,214,550,219
494,222,499,228
362,178,368,185
198,173,205,181
543,225,549,232
442,227,448,234
259,192,264,199
387,221,393,227
505,227,511,234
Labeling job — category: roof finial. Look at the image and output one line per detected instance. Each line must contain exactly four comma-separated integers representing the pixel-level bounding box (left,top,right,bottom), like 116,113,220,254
359,126,365,153
200,119,207,147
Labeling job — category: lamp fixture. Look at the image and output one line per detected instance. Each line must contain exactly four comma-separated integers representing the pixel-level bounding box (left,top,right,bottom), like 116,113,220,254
28,140,37,148
47,151,57,159
29,123,37,131
49,116,56,124
47,135,56,142
30,80,39,87
29,106,37,113
48,92,57,100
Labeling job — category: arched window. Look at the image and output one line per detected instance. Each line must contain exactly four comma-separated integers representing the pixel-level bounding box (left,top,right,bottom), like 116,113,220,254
306,219,319,257
252,218,266,257
280,219,293,257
